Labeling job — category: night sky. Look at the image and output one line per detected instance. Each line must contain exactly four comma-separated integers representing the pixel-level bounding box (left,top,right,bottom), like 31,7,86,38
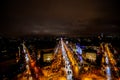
0,0,120,37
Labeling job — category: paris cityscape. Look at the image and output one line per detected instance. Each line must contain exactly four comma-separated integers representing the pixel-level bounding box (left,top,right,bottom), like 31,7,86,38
0,35,120,80
0,0,120,80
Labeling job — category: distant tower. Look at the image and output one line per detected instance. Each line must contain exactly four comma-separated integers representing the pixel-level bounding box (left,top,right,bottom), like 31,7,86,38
101,33,104,38
98,33,104,42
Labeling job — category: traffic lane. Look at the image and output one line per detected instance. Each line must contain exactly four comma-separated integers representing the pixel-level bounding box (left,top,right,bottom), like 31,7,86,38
61,40,73,80
61,40,79,78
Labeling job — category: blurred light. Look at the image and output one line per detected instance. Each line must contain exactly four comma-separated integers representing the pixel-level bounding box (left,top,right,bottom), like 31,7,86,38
25,54,29,62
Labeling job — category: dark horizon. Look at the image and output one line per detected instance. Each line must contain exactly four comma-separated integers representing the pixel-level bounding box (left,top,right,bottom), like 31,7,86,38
0,0,120,37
